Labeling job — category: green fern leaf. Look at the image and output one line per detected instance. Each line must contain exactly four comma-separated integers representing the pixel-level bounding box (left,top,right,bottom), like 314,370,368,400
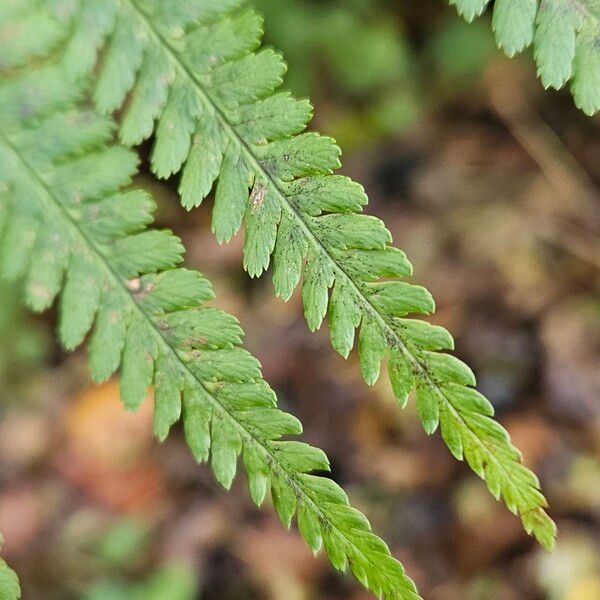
449,0,600,115
0,0,67,70
0,534,20,600
0,559,20,600
0,66,420,600
74,0,556,550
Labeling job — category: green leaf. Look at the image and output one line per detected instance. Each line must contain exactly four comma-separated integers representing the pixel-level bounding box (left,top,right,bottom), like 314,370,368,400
448,0,490,23
61,0,116,79
25,220,70,312
0,558,20,600
534,1,581,90
387,348,413,409
212,49,287,109
0,189,40,281
182,384,213,463
243,181,281,278
439,405,464,460
12,0,558,590
120,315,157,411
311,214,391,251
120,44,174,146
329,280,361,358
154,352,184,441
211,415,242,489
273,211,307,301
370,281,435,317
186,9,263,73
394,319,454,351
94,17,147,113
212,143,249,243
288,175,367,217
416,379,440,435
323,529,348,572
189,348,262,383
0,2,66,70
302,248,334,331
152,81,202,179
243,444,269,506
358,317,387,386
273,441,330,473
83,189,155,241
111,230,184,278
259,133,341,181
424,351,476,386
161,308,244,350
0,20,422,599
297,504,322,554
48,146,139,203
89,287,129,383
340,247,413,281
59,250,102,350
234,93,313,143
89,0,551,542
449,0,600,115
139,269,214,313
271,473,296,529
492,0,537,57
179,112,225,209
571,13,600,115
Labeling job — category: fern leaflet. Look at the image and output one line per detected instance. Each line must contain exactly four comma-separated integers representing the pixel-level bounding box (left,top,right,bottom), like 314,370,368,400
448,0,600,115
0,534,20,600
0,62,420,600
63,0,558,549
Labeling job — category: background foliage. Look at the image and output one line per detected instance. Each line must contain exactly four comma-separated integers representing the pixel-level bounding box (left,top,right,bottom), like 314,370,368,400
0,0,599,598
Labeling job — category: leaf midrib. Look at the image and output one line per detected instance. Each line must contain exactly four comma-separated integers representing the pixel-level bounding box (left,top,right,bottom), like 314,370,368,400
123,0,543,520
0,128,414,598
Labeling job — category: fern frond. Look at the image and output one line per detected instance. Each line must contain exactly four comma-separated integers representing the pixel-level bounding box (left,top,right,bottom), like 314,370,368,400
74,0,557,549
0,68,420,600
448,0,600,115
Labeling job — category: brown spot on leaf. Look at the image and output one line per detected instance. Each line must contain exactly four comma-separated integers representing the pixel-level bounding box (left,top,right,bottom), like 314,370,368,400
250,182,267,207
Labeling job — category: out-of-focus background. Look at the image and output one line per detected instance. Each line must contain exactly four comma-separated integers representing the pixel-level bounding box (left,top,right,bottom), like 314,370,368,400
1,0,599,598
